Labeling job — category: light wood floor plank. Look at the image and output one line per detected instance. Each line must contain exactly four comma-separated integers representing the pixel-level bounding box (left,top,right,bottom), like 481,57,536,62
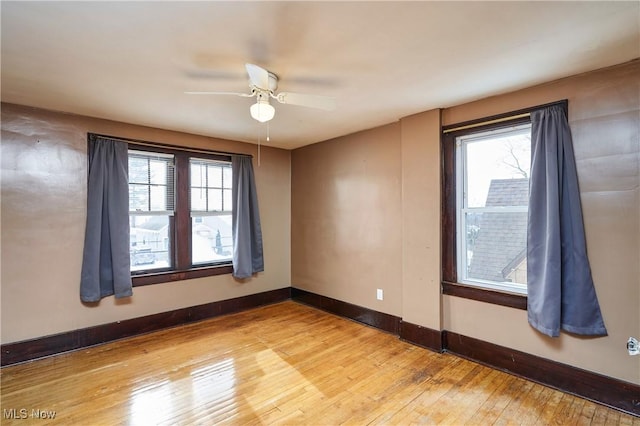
1,301,635,425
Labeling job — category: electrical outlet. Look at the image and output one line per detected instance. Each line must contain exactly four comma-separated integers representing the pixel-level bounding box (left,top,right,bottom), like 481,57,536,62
376,289,383,301
628,337,639,355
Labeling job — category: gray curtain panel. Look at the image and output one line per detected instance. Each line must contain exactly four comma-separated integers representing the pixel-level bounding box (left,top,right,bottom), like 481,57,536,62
527,106,607,337
231,155,264,278
80,136,132,302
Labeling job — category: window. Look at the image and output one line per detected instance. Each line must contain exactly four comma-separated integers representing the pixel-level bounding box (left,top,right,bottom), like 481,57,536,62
442,113,532,308
190,159,233,265
128,151,174,272
123,140,234,286
455,124,531,294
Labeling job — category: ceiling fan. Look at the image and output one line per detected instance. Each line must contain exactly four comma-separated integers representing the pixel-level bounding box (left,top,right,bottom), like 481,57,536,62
185,63,336,123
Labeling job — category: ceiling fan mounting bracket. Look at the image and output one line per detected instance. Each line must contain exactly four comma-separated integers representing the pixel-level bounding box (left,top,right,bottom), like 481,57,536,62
250,71,278,93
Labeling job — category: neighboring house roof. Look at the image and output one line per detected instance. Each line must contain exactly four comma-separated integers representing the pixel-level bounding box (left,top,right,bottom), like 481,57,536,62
138,215,169,231
485,178,529,207
468,178,528,283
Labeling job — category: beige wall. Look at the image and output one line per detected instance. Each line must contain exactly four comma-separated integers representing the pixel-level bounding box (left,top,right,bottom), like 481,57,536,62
1,103,291,344
400,109,442,330
291,123,403,316
291,60,639,384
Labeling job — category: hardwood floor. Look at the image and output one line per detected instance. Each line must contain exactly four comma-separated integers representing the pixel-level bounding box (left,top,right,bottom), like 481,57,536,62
1,301,637,425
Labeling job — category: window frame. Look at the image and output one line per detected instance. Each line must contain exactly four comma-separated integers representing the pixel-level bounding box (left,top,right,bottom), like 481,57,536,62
93,135,236,287
128,149,175,274
441,100,567,309
455,123,531,295
441,112,533,310
189,158,234,266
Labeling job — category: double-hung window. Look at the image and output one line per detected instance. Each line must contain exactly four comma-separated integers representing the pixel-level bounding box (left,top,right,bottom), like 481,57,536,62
128,151,175,272
121,138,234,286
455,123,531,294
190,159,233,265
442,114,532,306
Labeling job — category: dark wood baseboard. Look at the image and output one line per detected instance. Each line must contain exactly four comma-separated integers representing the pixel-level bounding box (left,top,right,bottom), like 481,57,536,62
3,286,636,416
399,321,444,353
1,287,291,367
444,331,640,417
291,287,400,335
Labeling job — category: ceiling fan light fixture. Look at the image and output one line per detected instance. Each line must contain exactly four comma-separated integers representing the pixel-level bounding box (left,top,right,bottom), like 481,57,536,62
250,98,275,123
187,64,334,124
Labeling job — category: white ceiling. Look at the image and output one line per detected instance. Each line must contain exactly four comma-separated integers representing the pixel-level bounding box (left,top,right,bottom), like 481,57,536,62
2,1,638,150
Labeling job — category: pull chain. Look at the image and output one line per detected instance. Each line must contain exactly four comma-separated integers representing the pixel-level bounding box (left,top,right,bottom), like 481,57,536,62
257,122,271,167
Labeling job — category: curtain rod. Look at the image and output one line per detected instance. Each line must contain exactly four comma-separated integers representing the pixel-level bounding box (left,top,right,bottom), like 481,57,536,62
443,113,530,134
90,133,253,158
442,99,568,134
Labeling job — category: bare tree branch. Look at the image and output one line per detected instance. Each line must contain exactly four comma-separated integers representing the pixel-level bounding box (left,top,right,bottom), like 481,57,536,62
502,139,529,178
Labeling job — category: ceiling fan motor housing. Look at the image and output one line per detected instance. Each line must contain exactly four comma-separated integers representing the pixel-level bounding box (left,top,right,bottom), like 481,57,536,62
267,72,278,92
250,71,278,93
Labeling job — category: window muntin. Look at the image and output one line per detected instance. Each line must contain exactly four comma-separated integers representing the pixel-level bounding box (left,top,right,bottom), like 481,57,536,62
127,147,234,278
455,124,531,294
128,151,175,273
190,159,233,265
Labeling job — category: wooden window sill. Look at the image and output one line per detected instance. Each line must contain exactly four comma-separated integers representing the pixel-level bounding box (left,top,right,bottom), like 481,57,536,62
442,281,527,310
132,264,233,287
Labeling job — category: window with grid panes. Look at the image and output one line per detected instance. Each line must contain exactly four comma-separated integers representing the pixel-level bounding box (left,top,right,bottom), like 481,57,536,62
190,159,233,265
123,141,234,285
128,150,175,272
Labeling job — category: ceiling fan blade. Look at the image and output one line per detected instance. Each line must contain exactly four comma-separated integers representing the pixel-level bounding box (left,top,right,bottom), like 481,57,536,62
245,63,271,91
275,92,336,111
184,91,253,97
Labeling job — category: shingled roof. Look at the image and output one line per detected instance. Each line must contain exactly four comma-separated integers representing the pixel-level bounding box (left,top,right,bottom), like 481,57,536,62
467,178,529,283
